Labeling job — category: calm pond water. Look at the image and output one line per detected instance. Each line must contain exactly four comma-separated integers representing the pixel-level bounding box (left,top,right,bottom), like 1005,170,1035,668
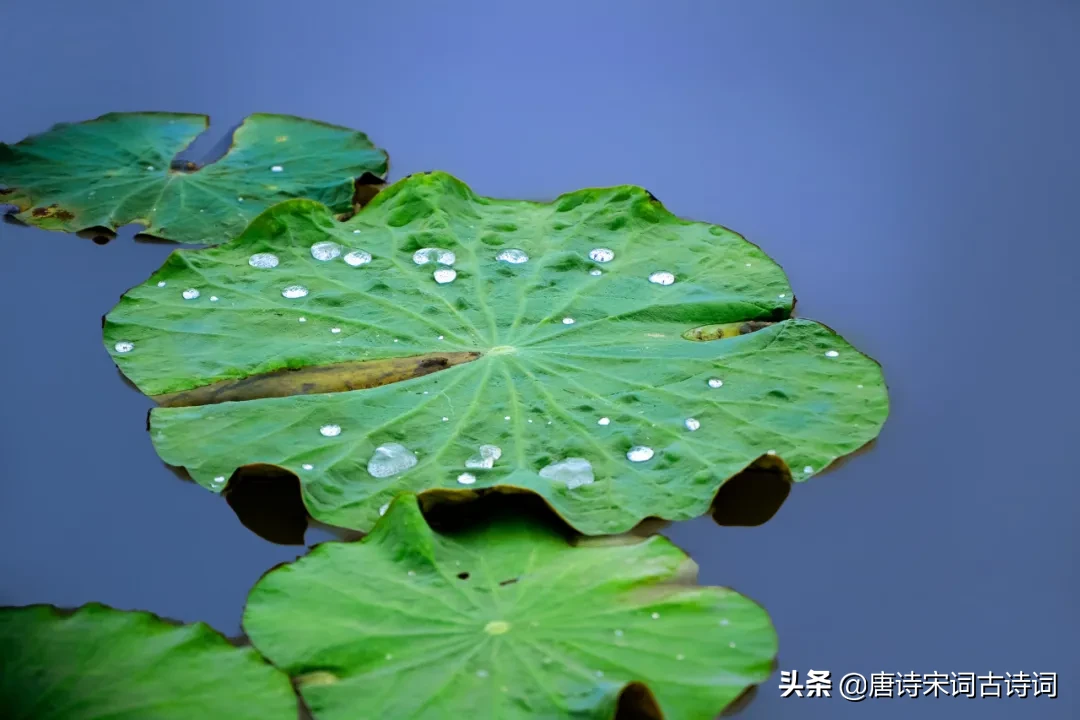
1,2,1076,718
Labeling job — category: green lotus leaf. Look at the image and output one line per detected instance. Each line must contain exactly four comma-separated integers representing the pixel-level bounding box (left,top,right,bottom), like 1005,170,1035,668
103,171,889,535
0,603,297,720
0,112,387,243
243,493,777,719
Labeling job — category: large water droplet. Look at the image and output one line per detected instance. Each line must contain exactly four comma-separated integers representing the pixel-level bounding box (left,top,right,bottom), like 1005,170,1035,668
597,417,610,426
433,268,457,284
496,248,529,264
311,241,342,261
684,418,700,431
319,424,342,437
282,285,309,299
465,444,502,469
182,288,200,300
114,341,134,353
344,250,372,266
825,350,839,358
589,248,615,263
539,457,594,489
270,165,284,172
562,317,575,325
457,473,477,485
367,443,418,478
249,252,279,269
626,446,654,462
413,247,456,265
707,377,724,388
648,271,675,286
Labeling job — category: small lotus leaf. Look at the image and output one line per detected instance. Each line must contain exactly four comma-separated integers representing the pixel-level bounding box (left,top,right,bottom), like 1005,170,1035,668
104,172,889,535
0,112,387,242
243,494,777,719
0,603,297,719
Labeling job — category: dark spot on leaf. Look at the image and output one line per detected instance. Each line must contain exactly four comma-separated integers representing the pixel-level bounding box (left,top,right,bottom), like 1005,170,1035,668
456,572,470,580
31,207,48,217
767,389,789,400
498,577,519,586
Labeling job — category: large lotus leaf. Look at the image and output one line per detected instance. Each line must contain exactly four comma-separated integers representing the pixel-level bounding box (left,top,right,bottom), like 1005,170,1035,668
0,603,297,720
244,493,777,720
0,112,387,243
103,171,889,535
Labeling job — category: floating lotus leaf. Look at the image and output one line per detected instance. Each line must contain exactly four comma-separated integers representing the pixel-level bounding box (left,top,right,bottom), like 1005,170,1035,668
0,604,296,720
0,112,387,243
243,493,777,719
104,171,889,535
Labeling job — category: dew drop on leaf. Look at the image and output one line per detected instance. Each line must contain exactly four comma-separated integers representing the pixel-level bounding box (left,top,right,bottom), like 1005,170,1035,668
684,418,701,431
181,288,200,300
270,165,283,173
626,446,654,463
367,443,418,478
539,457,594,489
597,417,610,426
433,268,457,284
343,250,372,267
248,252,279,269
496,248,529,264
282,285,309,299
114,341,134,353
319,424,342,437
648,271,675,286
457,473,477,485
589,248,614,263
707,378,724,388
310,241,342,261
413,248,456,266
465,444,502,469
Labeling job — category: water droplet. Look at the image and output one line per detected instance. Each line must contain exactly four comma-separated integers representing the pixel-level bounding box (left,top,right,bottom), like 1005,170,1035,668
676,653,685,661
504,416,510,421
614,629,623,637
720,618,729,626
589,269,602,276
438,335,444,340
648,271,675,285
114,341,134,353
433,268,457,284
684,418,700,431
496,248,528,264
476,669,489,679
182,288,200,300
407,570,415,576
857,384,864,389
282,285,309,299
331,327,341,334
352,229,361,234
378,503,389,516
539,458,594,489
301,463,314,470
146,165,155,171
465,444,502,470
441,417,449,422
311,241,341,261
745,262,752,267
367,443,418,478
597,417,610,426
413,247,456,265
627,446,654,462
778,293,786,299
156,281,166,287
589,247,615,263
210,296,219,302
298,317,306,323
729,642,736,648
270,165,283,172
237,196,244,202
458,473,477,485
825,350,839,358
803,465,813,474
562,317,575,325
707,378,724,388
248,253,279,269
211,475,226,485
320,424,341,437
766,449,776,455
344,250,372,266
651,612,660,620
